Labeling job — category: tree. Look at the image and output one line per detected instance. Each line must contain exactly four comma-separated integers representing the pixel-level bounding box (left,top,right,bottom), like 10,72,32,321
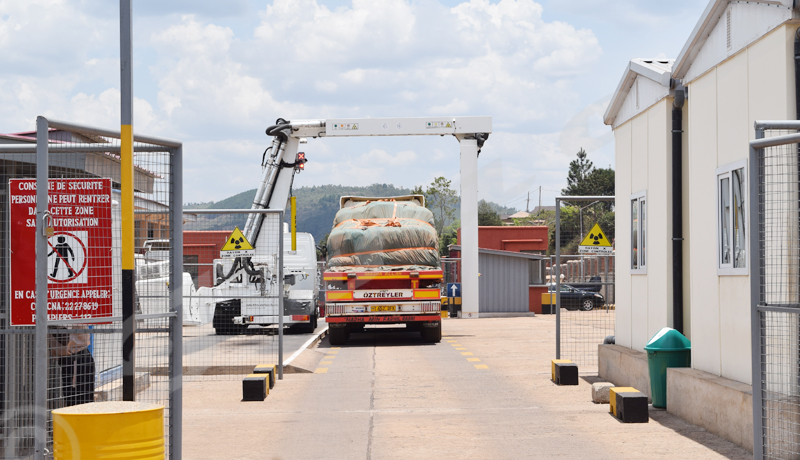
562,148,594,196
425,177,459,235
439,219,460,256
478,200,502,226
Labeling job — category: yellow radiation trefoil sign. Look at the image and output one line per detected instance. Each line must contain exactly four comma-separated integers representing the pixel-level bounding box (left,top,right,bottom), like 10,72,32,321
578,223,613,255
221,227,255,258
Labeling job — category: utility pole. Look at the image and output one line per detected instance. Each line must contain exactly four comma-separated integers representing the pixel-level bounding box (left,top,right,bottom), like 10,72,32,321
538,186,541,213
526,191,530,213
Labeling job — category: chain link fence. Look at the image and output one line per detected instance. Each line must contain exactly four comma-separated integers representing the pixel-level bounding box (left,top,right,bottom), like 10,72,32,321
750,122,800,460
554,196,615,373
0,117,181,458
176,210,283,380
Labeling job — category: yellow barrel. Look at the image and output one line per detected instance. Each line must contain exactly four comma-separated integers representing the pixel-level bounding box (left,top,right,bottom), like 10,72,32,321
52,401,164,460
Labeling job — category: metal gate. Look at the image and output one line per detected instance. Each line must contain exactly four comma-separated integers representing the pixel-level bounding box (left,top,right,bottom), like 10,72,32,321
554,196,615,373
0,117,181,458
750,121,800,460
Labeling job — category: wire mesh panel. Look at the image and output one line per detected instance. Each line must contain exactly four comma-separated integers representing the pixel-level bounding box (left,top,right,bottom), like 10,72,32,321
178,210,283,381
752,125,800,460
554,197,615,372
0,119,180,458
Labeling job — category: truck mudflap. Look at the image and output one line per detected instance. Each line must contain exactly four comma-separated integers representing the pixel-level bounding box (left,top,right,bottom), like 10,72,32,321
326,314,440,324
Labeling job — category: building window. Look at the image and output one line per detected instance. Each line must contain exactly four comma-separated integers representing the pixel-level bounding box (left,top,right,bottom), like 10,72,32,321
717,160,747,275
631,191,646,273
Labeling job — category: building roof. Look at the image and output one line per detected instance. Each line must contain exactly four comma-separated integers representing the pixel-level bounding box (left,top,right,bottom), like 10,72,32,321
672,0,795,81
603,58,674,127
448,245,546,261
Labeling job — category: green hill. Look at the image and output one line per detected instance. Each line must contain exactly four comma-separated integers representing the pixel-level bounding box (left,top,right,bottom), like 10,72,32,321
185,183,516,243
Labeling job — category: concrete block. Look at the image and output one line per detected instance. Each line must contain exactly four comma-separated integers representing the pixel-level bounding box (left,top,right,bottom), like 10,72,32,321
667,367,754,452
242,374,268,401
254,364,276,389
598,344,651,401
554,362,578,386
616,391,649,423
609,386,637,417
592,382,614,404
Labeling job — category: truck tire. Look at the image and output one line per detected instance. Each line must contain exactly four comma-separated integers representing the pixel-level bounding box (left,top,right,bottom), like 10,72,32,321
297,313,317,334
329,326,348,345
421,322,442,343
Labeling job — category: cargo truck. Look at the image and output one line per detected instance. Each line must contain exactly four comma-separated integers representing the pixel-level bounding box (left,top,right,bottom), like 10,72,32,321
323,195,443,345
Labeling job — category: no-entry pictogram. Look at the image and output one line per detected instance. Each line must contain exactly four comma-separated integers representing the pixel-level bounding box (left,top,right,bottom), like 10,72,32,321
48,231,88,283
9,178,113,325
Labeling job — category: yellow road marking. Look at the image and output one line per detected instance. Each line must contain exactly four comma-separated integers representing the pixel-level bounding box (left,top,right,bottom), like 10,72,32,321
327,350,340,354
325,355,337,358
461,352,473,356
330,347,341,350
446,340,457,343
320,361,333,366
455,347,467,351
450,343,461,347
467,358,481,362
315,368,328,373
474,364,489,370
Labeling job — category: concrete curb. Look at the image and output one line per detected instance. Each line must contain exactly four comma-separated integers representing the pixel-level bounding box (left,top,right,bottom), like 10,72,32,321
283,326,328,371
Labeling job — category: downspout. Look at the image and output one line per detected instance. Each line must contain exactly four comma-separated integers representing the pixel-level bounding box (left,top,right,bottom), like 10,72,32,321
795,28,800,120
672,79,686,334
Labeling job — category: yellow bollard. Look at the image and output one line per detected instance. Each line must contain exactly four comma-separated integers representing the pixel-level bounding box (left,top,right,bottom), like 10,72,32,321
53,401,164,459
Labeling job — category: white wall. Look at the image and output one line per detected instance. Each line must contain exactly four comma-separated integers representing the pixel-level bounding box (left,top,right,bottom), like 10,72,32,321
614,96,673,352
685,23,795,385
614,121,632,349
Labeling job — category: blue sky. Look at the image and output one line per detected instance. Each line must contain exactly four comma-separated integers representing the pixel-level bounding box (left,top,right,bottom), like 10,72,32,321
0,0,707,210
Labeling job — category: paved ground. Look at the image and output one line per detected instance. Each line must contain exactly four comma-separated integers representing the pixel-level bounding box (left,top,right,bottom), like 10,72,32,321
182,316,751,459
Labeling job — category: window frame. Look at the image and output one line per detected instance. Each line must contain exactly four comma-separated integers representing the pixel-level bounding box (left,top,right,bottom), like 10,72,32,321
716,160,748,276
630,190,647,274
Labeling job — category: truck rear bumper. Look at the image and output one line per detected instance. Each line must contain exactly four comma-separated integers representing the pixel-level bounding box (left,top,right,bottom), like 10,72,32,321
326,314,440,324
234,315,310,325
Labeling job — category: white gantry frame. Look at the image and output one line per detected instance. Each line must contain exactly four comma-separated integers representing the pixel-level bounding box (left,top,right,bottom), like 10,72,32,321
288,116,492,318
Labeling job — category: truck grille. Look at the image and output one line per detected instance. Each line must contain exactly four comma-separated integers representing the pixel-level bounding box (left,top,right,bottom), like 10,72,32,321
327,304,346,315
420,302,440,313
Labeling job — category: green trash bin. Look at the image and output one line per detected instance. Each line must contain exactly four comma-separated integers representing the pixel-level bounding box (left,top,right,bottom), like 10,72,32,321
644,327,691,408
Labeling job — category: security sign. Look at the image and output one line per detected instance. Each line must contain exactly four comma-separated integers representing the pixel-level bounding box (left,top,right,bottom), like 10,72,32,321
220,226,255,258
578,223,613,254
9,178,113,325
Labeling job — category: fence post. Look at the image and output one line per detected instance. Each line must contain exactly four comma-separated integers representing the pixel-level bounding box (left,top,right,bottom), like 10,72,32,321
34,116,49,460
555,199,561,359
169,145,183,459
749,128,764,460
278,211,284,380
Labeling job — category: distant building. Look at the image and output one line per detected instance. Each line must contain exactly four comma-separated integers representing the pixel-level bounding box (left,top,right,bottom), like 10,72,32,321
452,226,549,314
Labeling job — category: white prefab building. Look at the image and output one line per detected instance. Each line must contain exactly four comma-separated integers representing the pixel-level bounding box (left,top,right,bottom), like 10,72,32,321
603,0,800,451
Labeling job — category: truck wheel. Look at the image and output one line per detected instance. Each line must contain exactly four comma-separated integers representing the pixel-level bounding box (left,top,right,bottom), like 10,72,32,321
329,326,348,345
297,313,317,334
421,322,442,343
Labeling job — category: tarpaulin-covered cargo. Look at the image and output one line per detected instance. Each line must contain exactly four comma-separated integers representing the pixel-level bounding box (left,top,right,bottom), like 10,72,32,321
327,200,440,268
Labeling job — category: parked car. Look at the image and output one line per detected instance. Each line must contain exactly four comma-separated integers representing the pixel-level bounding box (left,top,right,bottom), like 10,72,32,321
568,275,602,293
547,283,605,311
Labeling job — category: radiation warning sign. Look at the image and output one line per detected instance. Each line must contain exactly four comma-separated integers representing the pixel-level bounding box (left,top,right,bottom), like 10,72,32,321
578,223,613,254
221,227,255,258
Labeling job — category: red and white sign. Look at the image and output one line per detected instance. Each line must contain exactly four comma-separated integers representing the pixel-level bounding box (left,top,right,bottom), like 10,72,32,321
9,178,113,325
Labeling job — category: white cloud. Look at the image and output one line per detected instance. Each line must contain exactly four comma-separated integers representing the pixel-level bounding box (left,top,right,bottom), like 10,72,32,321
0,0,609,208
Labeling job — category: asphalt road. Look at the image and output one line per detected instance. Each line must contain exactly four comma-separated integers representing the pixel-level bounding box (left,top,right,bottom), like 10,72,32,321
182,317,751,459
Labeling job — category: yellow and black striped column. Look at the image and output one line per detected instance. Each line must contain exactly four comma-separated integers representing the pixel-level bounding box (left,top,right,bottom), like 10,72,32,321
120,0,136,402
